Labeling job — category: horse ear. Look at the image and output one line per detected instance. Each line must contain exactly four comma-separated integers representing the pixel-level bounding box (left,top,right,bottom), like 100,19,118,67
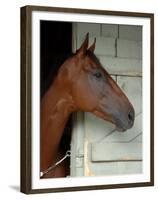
77,33,89,56
88,38,96,53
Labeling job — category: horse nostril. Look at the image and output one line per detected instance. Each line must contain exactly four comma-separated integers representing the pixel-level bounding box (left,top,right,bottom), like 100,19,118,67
128,109,134,123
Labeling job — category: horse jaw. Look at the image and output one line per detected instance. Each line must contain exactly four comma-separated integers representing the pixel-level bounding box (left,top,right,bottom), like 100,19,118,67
93,110,127,132
93,110,113,124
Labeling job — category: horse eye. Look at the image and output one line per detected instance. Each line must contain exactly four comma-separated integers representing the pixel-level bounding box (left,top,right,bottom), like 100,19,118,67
94,72,102,78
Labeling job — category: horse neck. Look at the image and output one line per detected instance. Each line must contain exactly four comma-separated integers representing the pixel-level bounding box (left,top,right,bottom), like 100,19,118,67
40,80,74,171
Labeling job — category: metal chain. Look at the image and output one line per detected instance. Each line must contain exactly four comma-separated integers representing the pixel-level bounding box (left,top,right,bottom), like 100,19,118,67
40,150,71,177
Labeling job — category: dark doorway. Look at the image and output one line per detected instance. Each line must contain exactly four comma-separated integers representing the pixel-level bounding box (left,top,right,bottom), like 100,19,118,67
40,20,73,176
40,20,72,96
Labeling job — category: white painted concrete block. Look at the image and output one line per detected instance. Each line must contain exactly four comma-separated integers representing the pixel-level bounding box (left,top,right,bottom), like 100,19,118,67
90,36,116,56
89,161,142,175
98,56,142,76
119,25,142,41
117,39,142,59
84,112,115,143
102,24,118,37
77,22,100,38
91,143,142,161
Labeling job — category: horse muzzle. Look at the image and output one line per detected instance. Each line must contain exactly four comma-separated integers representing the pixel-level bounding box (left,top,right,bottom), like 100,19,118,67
114,107,135,132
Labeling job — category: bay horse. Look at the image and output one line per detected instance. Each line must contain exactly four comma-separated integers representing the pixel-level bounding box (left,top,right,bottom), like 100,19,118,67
40,33,135,178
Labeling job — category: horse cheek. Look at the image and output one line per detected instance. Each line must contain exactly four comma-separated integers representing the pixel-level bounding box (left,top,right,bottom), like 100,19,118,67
72,82,96,112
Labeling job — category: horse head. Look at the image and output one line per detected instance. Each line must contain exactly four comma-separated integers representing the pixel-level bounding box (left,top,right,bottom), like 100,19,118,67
55,33,135,132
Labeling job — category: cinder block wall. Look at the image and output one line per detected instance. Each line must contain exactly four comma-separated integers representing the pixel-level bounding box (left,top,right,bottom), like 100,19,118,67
75,23,142,76
71,23,142,177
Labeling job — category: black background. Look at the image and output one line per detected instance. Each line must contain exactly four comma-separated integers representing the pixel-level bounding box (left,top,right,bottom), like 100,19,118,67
40,21,73,175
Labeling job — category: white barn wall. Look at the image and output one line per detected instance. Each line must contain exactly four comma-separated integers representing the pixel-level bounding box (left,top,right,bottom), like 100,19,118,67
71,22,142,176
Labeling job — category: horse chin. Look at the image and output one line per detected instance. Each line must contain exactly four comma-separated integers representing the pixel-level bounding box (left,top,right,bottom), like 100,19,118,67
115,125,127,132
113,118,128,132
